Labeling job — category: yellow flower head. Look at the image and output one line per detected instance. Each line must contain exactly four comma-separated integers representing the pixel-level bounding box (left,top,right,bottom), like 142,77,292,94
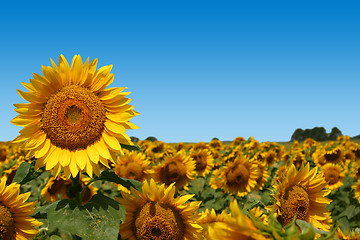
321,163,345,190
352,179,360,204
190,149,214,177
154,150,196,190
114,150,153,182
198,208,229,239
41,175,97,204
117,178,202,240
11,55,139,178
210,155,258,197
268,163,332,231
0,177,42,239
208,200,265,240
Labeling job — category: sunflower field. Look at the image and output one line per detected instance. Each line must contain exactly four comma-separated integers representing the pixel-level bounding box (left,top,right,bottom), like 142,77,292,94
2,55,360,240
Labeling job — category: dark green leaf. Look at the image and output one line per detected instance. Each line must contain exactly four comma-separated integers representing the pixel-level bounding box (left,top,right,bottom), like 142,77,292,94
46,194,125,240
120,143,141,152
95,170,142,191
13,161,45,185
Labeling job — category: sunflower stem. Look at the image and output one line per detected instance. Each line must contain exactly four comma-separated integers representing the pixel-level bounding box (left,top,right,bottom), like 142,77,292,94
70,174,83,204
80,178,96,202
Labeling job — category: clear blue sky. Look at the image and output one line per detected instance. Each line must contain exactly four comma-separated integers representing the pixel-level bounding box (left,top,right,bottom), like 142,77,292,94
1,1,359,143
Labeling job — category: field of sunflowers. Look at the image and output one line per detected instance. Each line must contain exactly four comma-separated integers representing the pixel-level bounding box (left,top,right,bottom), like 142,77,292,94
2,55,360,240
1,136,360,239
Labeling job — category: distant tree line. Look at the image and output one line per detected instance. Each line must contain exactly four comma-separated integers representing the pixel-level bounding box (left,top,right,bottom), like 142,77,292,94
290,127,342,142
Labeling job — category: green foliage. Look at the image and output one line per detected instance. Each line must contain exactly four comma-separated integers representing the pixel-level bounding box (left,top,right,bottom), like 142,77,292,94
145,136,158,142
120,143,141,152
34,194,125,240
93,170,142,192
13,161,45,185
290,126,343,142
327,176,360,233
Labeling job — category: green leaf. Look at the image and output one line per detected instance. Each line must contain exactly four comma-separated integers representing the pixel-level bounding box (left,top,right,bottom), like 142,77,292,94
337,205,360,219
12,161,45,185
296,220,315,240
50,236,63,240
12,162,31,184
46,194,125,240
95,170,142,191
120,143,141,152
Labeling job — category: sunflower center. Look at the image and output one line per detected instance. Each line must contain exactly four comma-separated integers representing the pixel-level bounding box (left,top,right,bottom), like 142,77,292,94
0,148,7,162
133,202,185,240
47,178,70,195
194,154,207,172
124,162,144,180
42,85,106,150
226,163,249,187
0,204,16,240
324,169,340,185
324,149,341,163
280,185,309,226
65,105,83,123
160,161,187,186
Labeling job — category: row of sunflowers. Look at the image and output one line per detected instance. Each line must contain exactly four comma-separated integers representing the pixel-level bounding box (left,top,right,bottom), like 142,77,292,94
1,135,360,239
2,55,359,239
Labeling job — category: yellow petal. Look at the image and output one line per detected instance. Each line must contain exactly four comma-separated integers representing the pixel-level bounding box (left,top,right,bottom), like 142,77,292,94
74,149,87,170
35,138,51,159
59,149,71,167
69,152,79,177
11,116,35,126
16,89,44,104
102,131,122,153
24,131,46,150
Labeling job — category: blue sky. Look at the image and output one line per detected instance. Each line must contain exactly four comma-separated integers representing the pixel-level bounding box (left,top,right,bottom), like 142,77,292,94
0,0,359,143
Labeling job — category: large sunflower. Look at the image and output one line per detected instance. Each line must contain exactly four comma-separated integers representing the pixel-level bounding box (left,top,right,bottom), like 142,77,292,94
11,55,139,178
0,177,42,239
268,163,332,231
117,178,202,240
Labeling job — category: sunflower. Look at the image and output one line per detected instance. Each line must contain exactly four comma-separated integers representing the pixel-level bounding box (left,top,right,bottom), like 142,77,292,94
208,138,222,151
11,55,139,178
154,150,196,190
262,149,279,166
250,206,268,225
210,155,258,197
198,208,229,240
350,160,360,180
0,177,42,239
190,149,214,176
302,138,318,149
321,163,345,190
252,160,269,191
268,163,332,231
41,175,97,204
232,136,245,146
0,147,8,163
117,178,202,240
208,200,265,240
352,179,360,204
113,150,153,193
335,227,360,240
289,150,307,169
